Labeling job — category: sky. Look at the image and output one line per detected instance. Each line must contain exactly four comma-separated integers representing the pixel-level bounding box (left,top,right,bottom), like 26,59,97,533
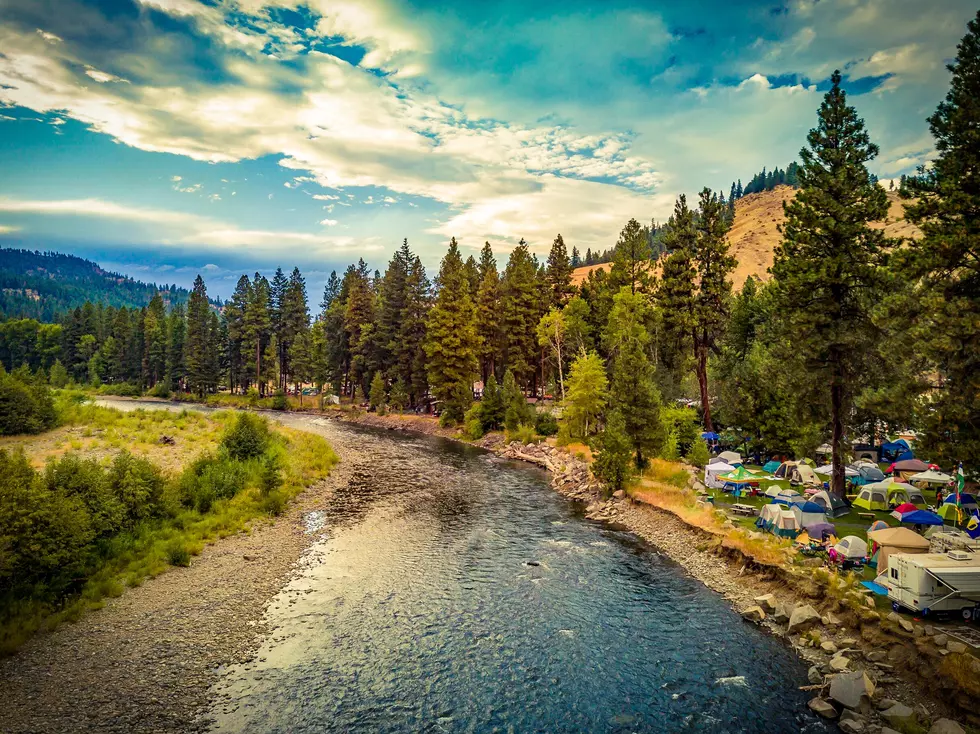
0,0,973,299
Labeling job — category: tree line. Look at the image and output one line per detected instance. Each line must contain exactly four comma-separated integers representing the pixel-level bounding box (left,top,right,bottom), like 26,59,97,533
3,10,980,495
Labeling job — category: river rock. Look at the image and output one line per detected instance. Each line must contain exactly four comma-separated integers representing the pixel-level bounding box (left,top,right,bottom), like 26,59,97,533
808,666,823,685
946,640,967,654
788,604,821,633
754,594,777,612
932,633,948,647
876,698,898,711
742,606,766,623
881,703,916,728
612,490,625,499
808,697,838,720
772,603,791,624
866,650,887,663
839,720,864,734
929,719,966,734
821,641,838,654
829,654,850,672
829,671,874,712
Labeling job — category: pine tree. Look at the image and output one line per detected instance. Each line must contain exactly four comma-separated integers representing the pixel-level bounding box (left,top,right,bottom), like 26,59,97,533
475,242,500,383
690,188,736,431
656,195,697,373
770,70,891,497
425,238,478,424
49,358,69,388
570,246,581,268
244,273,272,395
378,240,411,377
604,287,665,467
546,234,574,308
225,275,251,393
166,304,186,392
185,275,214,397
499,239,542,388
270,267,288,388
501,368,534,430
562,350,608,440
609,218,652,294
398,255,430,405
899,13,980,469
280,267,309,388
591,409,634,493
344,259,375,398
142,293,167,388
369,370,387,414
464,255,480,301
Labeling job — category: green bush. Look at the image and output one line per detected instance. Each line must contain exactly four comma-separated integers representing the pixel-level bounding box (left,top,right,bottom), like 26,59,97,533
107,451,166,524
592,410,635,493
261,490,287,516
146,382,171,399
221,413,271,460
506,423,538,445
178,453,247,513
98,382,143,398
259,452,283,494
535,411,559,436
463,404,486,440
685,437,711,468
272,390,288,411
165,542,191,567
0,369,57,435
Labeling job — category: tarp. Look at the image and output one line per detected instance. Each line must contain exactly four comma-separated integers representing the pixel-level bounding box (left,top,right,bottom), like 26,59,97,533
868,528,929,573
834,535,869,560
701,432,720,440
810,490,850,518
910,470,953,484
762,460,782,474
718,451,742,465
880,439,912,462
815,464,860,477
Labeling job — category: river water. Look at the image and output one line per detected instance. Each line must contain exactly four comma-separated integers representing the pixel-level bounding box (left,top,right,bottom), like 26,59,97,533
99,402,828,733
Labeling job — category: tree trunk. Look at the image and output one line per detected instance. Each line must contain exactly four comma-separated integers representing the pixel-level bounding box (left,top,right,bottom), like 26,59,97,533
256,342,262,397
696,339,712,432
830,368,846,498
556,339,565,401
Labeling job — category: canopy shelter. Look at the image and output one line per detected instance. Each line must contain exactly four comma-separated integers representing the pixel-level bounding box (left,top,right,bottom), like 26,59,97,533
804,521,836,540
791,501,827,528
853,487,889,512
815,464,860,478
815,443,833,455
718,466,762,485
880,439,913,463
762,460,782,475
810,489,850,518
891,458,930,481
704,462,736,489
834,536,869,560
890,502,919,518
868,526,930,571
701,431,720,441
910,470,953,485
718,451,742,466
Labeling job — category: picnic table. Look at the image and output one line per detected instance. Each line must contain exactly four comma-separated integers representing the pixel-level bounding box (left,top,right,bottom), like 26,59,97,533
730,503,759,517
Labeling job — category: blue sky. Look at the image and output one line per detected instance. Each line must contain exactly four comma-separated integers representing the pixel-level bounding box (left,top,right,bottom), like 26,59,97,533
0,0,971,298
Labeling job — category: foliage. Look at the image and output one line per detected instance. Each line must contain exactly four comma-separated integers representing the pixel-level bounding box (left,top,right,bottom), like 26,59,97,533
369,371,387,415
220,412,271,461
501,369,534,431
0,367,57,435
506,423,538,445
561,350,608,440
685,437,711,468
591,409,635,493
535,411,559,437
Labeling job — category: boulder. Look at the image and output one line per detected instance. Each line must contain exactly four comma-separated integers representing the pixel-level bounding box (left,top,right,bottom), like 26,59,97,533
742,606,766,623
839,720,864,734
808,666,823,685
898,617,914,633
932,633,948,647
929,719,966,734
788,604,821,633
840,710,866,726
754,594,778,612
612,489,625,499
829,654,850,672
866,650,887,663
876,698,898,711
808,697,838,720
829,671,875,712
913,625,925,638
822,613,842,626
880,703,916,728
821,641,839,654
772,603,791,624
946,640,968,654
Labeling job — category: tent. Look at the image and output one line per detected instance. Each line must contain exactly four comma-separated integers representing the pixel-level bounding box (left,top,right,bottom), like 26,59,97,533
895,509,944,527
764,485,783,499
943,493,979,509
880,439,913,463
800,458,817,468
852,443,877,462
938,494,980,524
804,521,836,540
891,458,930,481
815,443,833,455
773,509,801,538
868,520,889,532
853,487,889,512
791,501,827,528
718,450,742,465
756,503,782,532
775,461,820,486
815,464,860,478
853,466,886,487
772,488,804,506
701,431,720,441
762,460,782,474
704,462,736,488
810,489,850,518
909,469,953,485
863,480,925,508
834,535,869,560
867,527,930,571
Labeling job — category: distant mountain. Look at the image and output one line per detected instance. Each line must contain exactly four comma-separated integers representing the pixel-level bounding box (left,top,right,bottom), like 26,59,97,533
0,248,191,321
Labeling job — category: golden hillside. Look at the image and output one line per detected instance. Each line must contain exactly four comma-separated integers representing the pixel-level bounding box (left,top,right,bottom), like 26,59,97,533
570,185,921,290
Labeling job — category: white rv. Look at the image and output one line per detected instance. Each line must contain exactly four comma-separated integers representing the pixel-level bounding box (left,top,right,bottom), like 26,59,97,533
885,551,980,620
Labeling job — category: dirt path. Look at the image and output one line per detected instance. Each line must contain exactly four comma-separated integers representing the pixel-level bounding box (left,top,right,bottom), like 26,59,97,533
0,419,361,734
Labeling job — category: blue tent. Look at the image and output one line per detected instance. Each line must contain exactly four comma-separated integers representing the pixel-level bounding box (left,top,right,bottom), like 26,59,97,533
762,460,781,474
793,501,826,513
879,439,912,463
943,493,978,508
895,509,944,526
701,431,720,441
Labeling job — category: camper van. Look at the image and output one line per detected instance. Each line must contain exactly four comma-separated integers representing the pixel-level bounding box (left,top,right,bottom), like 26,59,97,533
885,552,980,620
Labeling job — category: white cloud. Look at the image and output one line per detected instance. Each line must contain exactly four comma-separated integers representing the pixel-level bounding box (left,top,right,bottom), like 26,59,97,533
0,224,21,234
319,218,338,226
35,29,62,44
313,193,340,200
85,68,127,84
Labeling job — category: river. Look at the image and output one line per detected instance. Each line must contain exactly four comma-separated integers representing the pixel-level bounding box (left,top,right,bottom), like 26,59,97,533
101,401,828,733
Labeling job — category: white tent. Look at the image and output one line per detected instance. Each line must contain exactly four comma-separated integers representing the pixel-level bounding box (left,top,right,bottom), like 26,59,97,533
774,510,801,538
773,488,803,506
909,470,953,484
814,464,859,477
764,486,783,499
704,462,736,489
718,451,742,465
834,536,869,560
811,489,850,518
791,501,827,528
815,443,833,455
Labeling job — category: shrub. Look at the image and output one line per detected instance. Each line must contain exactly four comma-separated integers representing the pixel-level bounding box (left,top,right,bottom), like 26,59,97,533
272,390,288,411
685,437,711,468
259,452,283,494
535,411,559,437
49,360,69,388
592,410,635,493
0,369,57,435
261,490,287,516
388,379,409,413
462,403,486,440
165,542,191,567
506,423,538,445
98,382,143,398
502,370,534,431
107,452,166,524
221,413,270,460
147,382,171,399
178,453,248,512
369,371,387,414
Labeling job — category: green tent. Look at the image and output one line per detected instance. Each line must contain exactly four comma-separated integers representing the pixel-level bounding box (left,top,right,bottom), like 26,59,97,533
853,486,888,512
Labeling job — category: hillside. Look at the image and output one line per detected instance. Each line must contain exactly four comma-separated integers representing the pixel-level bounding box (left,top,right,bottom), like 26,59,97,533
0,249,190,320
570,185,921,290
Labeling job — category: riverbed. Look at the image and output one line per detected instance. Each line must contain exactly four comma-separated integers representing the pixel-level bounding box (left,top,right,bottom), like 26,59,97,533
0,401,830,733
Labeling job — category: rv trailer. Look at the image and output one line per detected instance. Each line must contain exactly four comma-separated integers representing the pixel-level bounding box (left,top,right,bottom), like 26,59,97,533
885,551,980,620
